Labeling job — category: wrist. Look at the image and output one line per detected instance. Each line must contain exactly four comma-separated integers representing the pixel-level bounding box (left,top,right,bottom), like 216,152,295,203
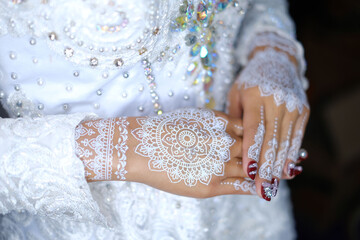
249,46,298,69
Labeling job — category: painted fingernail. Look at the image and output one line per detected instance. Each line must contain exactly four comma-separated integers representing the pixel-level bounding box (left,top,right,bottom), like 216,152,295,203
287,163,295,177
261,182,272,201
247,161,258,180
271,178,279,197
293,166,303,176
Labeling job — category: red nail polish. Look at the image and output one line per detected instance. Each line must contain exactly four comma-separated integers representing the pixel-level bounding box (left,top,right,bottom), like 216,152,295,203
261,182,272,201
247,161,258,180
287,163,295,177
271,178,279,197
293,166,303,176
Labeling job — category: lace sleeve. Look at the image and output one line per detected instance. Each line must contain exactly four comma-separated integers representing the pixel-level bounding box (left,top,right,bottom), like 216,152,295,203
235,0,308,90
0,113,107,226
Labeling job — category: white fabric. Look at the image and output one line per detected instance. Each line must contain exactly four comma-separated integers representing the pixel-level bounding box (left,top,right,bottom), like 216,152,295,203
0,0,301,239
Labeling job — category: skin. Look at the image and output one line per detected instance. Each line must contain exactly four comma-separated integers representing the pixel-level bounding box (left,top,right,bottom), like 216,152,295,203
76,110,257,199
227,46,310,199
76,46,309,201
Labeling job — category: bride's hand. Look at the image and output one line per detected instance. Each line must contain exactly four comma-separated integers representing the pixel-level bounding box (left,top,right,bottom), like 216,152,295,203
227,47,310,201
76,108,257,199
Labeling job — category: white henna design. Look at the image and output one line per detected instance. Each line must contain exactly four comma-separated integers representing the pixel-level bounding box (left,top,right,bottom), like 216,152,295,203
288,114,307,162
131,108,235,187
221,180,256,194
259,118,279,181
75,118,129,180
237,48,309,113
273,122,293,178
114,118,129,180
248,106,265,162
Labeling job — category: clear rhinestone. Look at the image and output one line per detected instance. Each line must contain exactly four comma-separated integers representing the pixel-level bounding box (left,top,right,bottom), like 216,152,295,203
122,92,127,98
93,103,100,109
90,57,98,67
64,47,74,57
32,58,38,64
184,95,189,100
138,106,144,111
114,58,124,67
138,85,144,92
96,89,103,96
73,71,79,77
14,84,20,91
123,72,129,78
0,91,5,99
168,91,174,97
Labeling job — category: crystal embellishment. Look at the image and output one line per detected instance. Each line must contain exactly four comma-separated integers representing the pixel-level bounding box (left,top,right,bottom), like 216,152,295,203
64,47,74,58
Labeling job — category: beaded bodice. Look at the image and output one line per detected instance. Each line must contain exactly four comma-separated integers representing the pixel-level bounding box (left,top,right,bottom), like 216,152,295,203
0,1,299,239
0,0,249,118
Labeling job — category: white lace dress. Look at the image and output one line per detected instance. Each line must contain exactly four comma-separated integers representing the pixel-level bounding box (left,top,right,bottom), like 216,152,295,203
0,0,304,239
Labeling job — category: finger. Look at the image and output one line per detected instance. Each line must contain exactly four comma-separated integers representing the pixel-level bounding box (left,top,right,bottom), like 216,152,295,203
227,82,243,118
282,109,310,178
242,105,264,181
229,136,242,160
231,117,244,137
256,110,282,200
224,159,247,178
273,110,298,179
218,177,256,196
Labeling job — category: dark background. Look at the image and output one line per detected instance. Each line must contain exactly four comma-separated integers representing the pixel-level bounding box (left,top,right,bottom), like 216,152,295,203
1,0,359,239
288,0,360,239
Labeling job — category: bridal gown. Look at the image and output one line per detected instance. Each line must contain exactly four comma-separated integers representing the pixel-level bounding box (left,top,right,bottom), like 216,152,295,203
0,0,305,239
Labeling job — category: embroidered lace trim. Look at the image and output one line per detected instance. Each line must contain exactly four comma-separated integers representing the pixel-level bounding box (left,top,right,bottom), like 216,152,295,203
0,113,106,225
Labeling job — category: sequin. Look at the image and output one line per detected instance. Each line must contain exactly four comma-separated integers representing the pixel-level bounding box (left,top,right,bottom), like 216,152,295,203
114,58,124,67
196,2,208,23
89,57,98,67
187,62,198,75
64,47,74,58
190,43,201,56
48,32,57,41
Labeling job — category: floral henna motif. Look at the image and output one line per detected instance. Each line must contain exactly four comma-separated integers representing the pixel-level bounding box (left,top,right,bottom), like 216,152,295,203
221,180,256,194
75,118,129,180
237,48,309,113
259,118,279,181
131,108,235,187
